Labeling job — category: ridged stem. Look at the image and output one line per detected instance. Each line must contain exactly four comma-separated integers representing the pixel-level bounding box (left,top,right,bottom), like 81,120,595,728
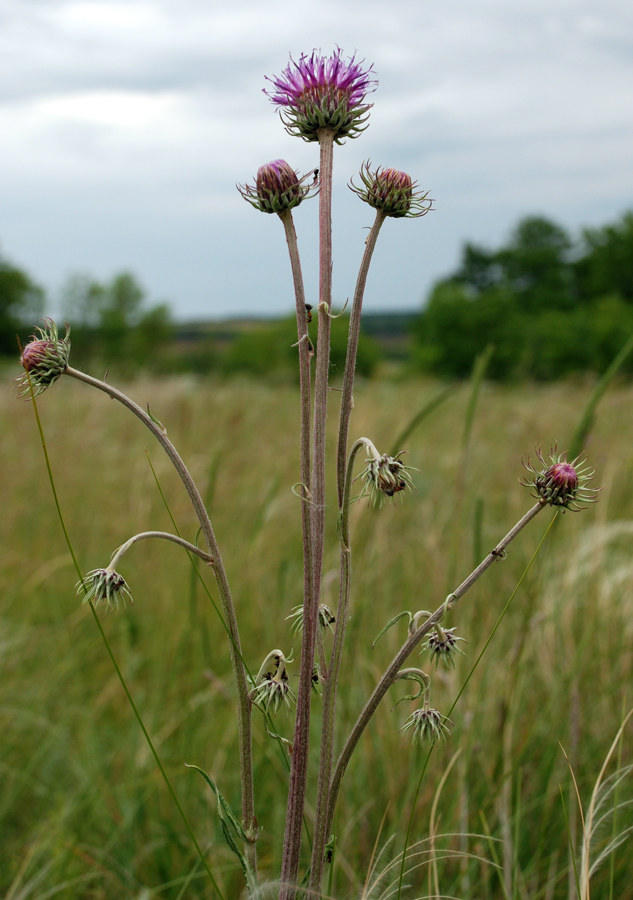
336,211,386,506
64,365,258,874
279,209,313,616
279,128,335,900
309,437,376,891
325,501,546,839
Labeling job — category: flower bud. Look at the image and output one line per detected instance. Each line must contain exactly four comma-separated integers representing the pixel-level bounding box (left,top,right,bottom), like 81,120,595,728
77,567,133,611
359,450,416,507
286,603,336,634
18,320,71,397
401,703,452,747
238,160,317,214
250,650,296,715
521,446,599,511
350,163,433,218
424,626,466,669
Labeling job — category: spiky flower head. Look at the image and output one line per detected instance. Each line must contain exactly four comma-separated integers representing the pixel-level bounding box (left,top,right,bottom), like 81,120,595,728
359,451,416,507
250,650,296,715
18,319,70,397
238,159,318,214
401,703,452,747
77,567,133,611
264,48,377,143
424,626,466,669
350,163,433,218
521,446,599,511
286,603,336,634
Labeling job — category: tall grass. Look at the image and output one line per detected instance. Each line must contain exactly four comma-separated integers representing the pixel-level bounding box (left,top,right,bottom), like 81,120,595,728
2,370,632,898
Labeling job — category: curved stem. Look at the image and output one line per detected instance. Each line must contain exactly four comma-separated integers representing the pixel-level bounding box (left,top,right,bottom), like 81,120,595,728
280,128,335,900
109,530,214,569
63,366,258,872
336,211,386,506
325,501,546,838
309,437,376,890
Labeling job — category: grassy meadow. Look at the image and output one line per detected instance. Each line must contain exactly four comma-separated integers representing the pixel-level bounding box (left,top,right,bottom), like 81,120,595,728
2,366,633,899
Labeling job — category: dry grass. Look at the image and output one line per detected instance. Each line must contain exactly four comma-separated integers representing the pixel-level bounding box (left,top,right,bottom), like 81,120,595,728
1,368,632,899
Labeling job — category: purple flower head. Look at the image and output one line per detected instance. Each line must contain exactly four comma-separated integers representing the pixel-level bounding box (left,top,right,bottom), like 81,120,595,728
264,49,378,143
521,445,600,511
17,319,71,398
350,162,434,218
238,159,318,214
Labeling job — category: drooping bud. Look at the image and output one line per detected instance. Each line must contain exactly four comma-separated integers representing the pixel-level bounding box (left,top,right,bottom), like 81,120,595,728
521,446,599,511
359,450,416,507
18,320,71,397
350,163,433,218
264,49,377,143
238,159,317,214
250,650,296,715
401,703,452,747
77,567,133,611
286,603,336,634
424,626,466,669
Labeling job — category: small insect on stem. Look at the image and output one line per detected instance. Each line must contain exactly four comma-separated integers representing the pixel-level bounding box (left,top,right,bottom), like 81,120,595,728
305,303,313,324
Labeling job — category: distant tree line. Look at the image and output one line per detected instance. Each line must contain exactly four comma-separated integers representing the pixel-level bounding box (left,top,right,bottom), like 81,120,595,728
2,209,632,380
411,210,633,379
60,272,172,372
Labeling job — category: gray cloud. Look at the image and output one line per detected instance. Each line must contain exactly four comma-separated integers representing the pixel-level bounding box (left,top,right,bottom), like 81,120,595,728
0,0,632,318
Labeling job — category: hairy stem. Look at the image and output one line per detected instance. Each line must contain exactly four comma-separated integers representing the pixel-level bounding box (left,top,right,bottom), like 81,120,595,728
336,211,386,506
309,437,376,890
64,366,258,872
280,128,335,899
109,530,214,569
325,501,546,838
279,207,314,640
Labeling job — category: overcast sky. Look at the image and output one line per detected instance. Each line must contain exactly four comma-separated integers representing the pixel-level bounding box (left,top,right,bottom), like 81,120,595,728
1,0,632,320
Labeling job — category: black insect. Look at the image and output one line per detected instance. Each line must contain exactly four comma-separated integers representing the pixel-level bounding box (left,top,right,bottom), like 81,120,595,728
305,303,313,324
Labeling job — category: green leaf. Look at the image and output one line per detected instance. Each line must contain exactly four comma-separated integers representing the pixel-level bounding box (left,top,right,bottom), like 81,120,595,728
186,765,257,894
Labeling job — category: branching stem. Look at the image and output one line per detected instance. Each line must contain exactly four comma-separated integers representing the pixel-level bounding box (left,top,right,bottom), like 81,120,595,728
325,501,546,839
309,437,379,889
280,128,335,900
336,211,386,506
63,365,258,872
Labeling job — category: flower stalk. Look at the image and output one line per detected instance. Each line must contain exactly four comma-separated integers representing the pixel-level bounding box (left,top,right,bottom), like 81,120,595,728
279,127,335,900
63,366,258,872
309,437,379,890
324,500,547,841
336,212,386,504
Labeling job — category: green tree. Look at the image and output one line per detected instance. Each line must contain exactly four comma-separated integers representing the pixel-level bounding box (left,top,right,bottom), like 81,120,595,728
411,212,633,380
61,271,172,369
574,211,633,302
0,256,45,355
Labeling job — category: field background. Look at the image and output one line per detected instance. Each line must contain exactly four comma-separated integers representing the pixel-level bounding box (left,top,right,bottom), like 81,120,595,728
1,367,633,899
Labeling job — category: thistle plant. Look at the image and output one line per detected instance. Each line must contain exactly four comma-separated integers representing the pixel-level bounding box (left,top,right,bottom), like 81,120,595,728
19,47,602,900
